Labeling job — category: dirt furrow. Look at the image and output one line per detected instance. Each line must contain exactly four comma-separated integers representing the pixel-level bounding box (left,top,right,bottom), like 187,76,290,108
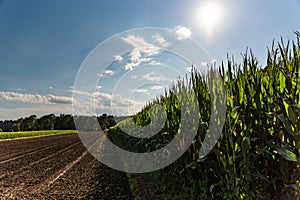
0,144,86,196
0,144,59,164
0,134,79,161
34,150,89,194
0,133,133,199
0,144,58,162
0,141,82,180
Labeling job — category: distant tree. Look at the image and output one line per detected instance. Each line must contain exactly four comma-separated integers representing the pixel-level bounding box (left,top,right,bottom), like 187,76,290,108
98,114,116,130
64,114,75,129
54,114,75,130
73,115,100,131
0,120,18,132
0,121,9,131
0,113,116,132
10,120,19,132
15,118,23,131
21,115,37,131
36,114,55,130
107,115,117,127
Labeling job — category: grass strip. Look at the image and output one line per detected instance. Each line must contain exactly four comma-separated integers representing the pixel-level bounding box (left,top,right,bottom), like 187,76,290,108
0,130,77,140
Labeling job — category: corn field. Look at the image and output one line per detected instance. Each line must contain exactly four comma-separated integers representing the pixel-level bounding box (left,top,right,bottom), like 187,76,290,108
109,35,300,199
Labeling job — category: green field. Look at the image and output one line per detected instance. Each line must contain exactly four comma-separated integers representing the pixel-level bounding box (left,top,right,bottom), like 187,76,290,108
0,130,77,140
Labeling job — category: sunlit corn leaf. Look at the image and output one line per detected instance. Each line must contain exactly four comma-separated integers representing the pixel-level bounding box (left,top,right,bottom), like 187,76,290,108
278,113,295,138
230,106,240,119
274,147,297,162
265,112,276,118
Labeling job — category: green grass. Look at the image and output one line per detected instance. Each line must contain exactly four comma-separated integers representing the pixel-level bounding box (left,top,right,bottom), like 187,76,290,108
0,130,77,140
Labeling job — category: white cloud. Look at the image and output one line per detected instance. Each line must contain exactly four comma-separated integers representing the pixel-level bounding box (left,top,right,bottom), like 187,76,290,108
141,72,170,82
0,91,72,105
110,98,145,116
72,89,114,102
175,26,192,40
152,34,170,47
47,94,73,104
114,55,123,62
129,72,171,82
71,89,91,97
49,86,54,90
96,85,103,90
129,48,141,61
125,57,152,70
72,89,145,116
122,35,162,70
97,69,115,77
148,60,162,66
150,85,165,90
134,89,150,94
104,70,115,75
0,91,48,104
94,91,114,101
122,35,156,49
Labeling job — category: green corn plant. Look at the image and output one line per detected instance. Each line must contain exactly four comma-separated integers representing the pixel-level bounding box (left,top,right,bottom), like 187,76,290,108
108,34,300,199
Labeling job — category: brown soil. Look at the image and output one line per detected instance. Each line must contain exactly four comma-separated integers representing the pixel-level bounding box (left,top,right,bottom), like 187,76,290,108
0,133,133,199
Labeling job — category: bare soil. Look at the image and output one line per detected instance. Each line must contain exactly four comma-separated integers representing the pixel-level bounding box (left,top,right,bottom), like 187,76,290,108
0,133,133,199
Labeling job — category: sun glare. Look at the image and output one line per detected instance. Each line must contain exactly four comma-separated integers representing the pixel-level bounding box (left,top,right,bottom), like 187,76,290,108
196,1,225,37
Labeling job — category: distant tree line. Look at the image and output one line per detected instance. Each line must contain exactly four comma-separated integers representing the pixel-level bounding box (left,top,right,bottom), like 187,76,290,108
0,114,117,132
74,114,117,131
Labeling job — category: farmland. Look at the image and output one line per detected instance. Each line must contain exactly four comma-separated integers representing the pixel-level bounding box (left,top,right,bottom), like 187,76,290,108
0,133,132,199
1,35,299,200
1,37,299,199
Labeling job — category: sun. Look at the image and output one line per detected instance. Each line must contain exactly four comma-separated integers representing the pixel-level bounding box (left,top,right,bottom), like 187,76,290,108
196,1,225,36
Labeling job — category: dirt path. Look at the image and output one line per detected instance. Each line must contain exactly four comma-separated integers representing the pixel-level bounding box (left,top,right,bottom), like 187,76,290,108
0,133,133,199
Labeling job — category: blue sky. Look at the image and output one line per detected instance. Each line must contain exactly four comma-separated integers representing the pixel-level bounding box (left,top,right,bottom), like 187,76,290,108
0,0,300,120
